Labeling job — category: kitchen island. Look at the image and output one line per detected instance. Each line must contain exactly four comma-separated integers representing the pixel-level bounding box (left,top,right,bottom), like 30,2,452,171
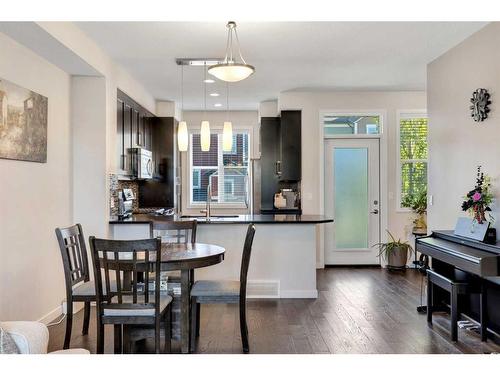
109,214,333,298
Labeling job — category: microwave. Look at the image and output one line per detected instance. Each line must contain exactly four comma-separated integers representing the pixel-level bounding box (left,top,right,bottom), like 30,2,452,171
131,148,153,179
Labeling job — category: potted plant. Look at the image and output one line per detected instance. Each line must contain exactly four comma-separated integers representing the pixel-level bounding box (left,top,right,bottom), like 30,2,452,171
375,231,414,269
402,188,427,234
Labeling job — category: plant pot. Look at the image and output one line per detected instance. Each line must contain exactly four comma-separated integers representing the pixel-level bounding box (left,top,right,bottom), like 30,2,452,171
413,212,427,233
387,246,408,268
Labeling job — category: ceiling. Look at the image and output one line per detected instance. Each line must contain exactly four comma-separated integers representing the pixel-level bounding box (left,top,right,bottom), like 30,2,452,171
76,22,487,110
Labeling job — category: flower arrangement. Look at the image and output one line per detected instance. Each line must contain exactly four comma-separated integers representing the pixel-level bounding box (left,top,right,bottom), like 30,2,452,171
461,166,494,224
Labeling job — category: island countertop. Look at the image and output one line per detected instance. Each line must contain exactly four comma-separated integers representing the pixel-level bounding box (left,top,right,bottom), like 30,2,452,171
109,213,333,225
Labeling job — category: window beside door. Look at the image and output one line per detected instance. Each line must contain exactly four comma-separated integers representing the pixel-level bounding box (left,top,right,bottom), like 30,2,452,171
190,131,250,206
397,112,428,210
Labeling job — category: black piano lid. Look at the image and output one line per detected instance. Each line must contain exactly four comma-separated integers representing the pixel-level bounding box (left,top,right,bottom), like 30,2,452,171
416,230,500,277
432,230,500,255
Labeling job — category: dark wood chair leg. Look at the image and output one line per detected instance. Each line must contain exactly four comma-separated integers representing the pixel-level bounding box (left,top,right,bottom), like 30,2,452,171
480,282,488,342
96,320,105,354
164,305,172,353
426,275,433,324
114,324,123,354
155,319,161,354
82,301,91,335
240,299,249,353
190,298,198,352
450,285,458,342
63,300,73,349
196,302,200,337
123,326,132,354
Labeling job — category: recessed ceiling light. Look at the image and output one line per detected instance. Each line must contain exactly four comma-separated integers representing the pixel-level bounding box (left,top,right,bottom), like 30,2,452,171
210,93,220,97
204,79,215,83
214,103,222,107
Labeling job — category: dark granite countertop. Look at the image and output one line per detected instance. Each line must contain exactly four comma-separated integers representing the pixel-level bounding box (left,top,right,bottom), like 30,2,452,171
109,213,333,225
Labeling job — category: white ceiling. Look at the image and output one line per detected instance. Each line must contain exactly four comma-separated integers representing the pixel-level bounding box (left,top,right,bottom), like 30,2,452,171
76,22,487,110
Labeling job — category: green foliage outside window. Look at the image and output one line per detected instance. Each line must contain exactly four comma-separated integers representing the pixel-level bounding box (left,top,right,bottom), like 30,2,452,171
400,117,428,208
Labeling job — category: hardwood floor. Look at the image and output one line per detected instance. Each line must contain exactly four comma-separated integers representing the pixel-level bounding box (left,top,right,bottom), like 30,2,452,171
47,267,500,354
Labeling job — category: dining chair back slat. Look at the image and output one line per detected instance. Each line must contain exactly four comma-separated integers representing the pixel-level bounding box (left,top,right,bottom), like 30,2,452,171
150,220,197,244
56,224,90,287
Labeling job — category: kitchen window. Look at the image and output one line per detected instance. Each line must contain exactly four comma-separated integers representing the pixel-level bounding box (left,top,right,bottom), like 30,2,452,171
397,112,428,210
190,130,250,206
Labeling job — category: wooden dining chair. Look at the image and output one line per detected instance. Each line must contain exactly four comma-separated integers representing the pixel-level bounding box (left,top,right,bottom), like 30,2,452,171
150,220,197,283
190,224,256,353
56,224,117,349
89,237,172,354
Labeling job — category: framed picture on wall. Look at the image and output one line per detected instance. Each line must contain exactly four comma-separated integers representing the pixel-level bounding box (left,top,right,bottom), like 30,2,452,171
0,78,48,163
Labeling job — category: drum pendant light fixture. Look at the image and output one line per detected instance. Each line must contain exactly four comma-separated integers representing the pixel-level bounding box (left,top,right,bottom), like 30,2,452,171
177,64,188,152
223,82,233,152
208,21,255,83
200,63,211,152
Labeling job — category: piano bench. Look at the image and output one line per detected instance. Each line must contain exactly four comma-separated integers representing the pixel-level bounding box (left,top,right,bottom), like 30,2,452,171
426,269,487,342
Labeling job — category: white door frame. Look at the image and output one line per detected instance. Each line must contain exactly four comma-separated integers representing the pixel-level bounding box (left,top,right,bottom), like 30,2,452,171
318,110,388,268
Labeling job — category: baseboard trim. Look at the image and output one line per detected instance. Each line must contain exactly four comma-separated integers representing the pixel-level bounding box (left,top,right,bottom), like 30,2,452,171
280,290,318,299
38,305,63,325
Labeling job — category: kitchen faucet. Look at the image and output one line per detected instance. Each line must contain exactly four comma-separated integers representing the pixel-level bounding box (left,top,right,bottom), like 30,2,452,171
200,182,212,220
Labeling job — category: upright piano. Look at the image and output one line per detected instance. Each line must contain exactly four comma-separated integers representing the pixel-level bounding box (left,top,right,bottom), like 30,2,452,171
416,230,500,337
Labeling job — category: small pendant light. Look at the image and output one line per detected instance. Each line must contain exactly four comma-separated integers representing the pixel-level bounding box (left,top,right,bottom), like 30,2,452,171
177,64,188,152
223,82,233,152
200,63,211,152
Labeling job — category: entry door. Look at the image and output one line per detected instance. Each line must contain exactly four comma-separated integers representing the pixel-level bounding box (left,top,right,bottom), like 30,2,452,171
324,139,380,265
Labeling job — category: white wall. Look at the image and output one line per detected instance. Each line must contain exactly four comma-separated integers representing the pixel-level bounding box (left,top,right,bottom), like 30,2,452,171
427,23,500,232
278,91,426,265
0,22,158,322
180,110,259,215
0,33,71,321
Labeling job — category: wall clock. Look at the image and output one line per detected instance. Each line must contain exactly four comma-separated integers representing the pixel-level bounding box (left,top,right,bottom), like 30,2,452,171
469,88,491,122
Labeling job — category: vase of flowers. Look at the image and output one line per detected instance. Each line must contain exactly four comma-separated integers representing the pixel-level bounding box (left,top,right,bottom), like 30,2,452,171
461,166,494,225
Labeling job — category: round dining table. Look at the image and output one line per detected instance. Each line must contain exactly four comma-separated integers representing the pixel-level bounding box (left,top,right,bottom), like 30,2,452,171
159,242,225,353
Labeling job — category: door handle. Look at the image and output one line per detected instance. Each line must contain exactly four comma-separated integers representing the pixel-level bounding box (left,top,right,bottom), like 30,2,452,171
371,209,379,214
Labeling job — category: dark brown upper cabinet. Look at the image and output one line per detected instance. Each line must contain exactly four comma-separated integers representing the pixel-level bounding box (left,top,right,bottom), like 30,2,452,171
279,110,301,182
117,89,154,177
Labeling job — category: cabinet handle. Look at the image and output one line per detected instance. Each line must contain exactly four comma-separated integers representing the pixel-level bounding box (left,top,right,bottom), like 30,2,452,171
277,160,282,176
137,132,142,146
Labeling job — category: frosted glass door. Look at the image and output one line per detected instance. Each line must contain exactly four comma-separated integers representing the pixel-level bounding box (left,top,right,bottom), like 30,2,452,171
324,139,380,265
334,148,368,249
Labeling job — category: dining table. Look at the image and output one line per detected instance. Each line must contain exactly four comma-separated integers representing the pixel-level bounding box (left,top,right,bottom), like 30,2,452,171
153,242,225,353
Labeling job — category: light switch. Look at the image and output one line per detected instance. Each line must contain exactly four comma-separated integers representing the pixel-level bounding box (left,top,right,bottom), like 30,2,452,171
429,195,433,206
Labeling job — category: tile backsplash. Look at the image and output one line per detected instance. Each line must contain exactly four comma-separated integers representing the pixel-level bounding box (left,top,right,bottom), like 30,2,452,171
109,174,139,215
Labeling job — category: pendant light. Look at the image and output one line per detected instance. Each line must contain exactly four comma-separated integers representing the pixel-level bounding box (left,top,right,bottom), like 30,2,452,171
208,22,255,83
223,82,233,152
177,64,188,152
200,63,211,152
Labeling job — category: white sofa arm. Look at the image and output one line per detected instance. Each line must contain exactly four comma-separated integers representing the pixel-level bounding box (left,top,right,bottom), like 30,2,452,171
0,321,49,354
